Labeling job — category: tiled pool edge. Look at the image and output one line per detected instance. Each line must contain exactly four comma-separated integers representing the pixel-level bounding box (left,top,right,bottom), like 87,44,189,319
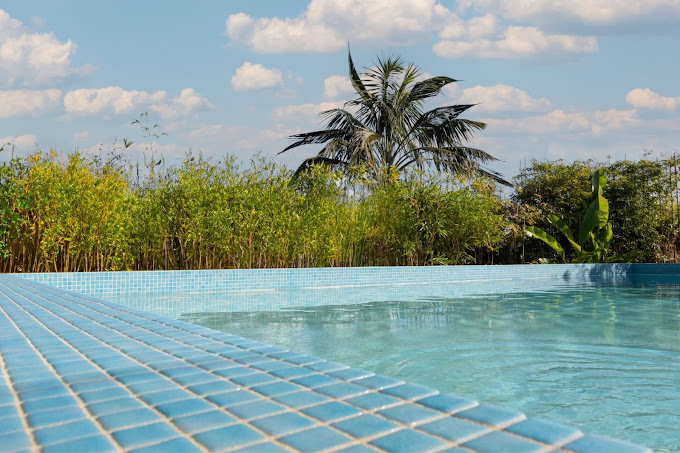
0,272,655,452
17,263,680,297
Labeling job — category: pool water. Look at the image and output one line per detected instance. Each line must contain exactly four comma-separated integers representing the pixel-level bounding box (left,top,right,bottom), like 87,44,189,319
109,277,680,451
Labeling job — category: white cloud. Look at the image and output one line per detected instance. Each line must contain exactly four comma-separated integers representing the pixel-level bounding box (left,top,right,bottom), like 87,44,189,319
0,89,61,118
323,75,354,99
64,87,165,115
626,88,679,112
226,0,443,53
466,0,680,29
485,108,638,136
434,25,598,60
73,131,88,141
185,124,223,140
231,62,283,91
0,9,91,87
274,101,345,122
150,88,213,120
0,134,38,150
64,87,212,119
444,84,552,113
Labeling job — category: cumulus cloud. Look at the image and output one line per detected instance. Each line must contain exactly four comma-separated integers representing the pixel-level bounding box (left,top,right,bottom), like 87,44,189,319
0,89,61,118
434,25,598,60
226,0,444,53
150,88,213,120
0,9,92,87
465,0,680,29
185,124,224,140
231,62,283,91
485,108,638,136
274,101,345,122
0,134,38,150
323,75,354,99
626,88,679,112
444,84,552,113
64,87,165,115
63,87,212,119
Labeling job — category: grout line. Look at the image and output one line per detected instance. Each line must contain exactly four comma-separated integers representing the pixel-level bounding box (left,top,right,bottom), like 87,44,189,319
11,279,551,450
0,295,122,452
0,279,298,452
0,283,208,453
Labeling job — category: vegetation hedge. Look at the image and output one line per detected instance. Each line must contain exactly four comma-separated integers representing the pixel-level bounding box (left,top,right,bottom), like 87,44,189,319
0,151,677,272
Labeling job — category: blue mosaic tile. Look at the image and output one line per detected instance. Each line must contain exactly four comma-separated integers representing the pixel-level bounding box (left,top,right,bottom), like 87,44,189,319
279,426,353,451
112,422,179,448
187,380,238,396
193,423,265,450
346,392,402,411
418,416,490,443
78,387,130,404
230,372,277,387
27,405,86,428
507,418,583,446
172,410,237,435
377,404,442,426
291,373,340,388
226,400,287,420
0,417,24,436
455,404,526,428
250,381,302,397
370,428,449,452
336,445,381,453
87,398,146,417
41,435,115,453
332,414,400,439
381,383,438,401
269,366,316,380
250,411,316,436
302,401,363,422
231,441,290,453
273,391,331,409
462,430,544,452
33,419,100,446
155,398,214,418
138,389,193,406
353,374,404,390
206,390,259,407
0,431,32,452
564,434,652,453
22,395,78,413
417,393,477,414
129,436,202,453
97,408,160,431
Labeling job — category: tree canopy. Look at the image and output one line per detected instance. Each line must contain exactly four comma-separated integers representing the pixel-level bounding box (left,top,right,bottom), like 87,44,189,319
280,51,509,185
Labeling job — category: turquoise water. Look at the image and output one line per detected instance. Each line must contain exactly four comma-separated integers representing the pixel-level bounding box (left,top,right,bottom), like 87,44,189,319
109,277,680,451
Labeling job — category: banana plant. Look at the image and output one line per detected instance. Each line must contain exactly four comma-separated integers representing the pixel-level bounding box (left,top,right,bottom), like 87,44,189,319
525,169,642,263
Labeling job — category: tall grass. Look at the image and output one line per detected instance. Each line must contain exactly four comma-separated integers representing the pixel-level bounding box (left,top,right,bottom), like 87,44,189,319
0,151,508,272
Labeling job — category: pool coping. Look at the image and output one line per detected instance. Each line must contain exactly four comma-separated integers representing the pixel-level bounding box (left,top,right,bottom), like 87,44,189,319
0,266,663,452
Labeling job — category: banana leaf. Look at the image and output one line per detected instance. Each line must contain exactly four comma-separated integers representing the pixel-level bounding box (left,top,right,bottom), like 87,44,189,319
525,226,565,257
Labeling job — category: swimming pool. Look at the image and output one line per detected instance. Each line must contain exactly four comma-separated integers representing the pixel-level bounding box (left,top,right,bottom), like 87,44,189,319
20,264,678,451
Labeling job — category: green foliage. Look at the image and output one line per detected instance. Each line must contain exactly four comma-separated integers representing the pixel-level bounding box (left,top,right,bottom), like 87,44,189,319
525,169,641,263
513,157,678,263
280,51,508,186
0,151,507,272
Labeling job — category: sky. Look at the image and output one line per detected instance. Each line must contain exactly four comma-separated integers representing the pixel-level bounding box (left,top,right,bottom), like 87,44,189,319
1,0,679,181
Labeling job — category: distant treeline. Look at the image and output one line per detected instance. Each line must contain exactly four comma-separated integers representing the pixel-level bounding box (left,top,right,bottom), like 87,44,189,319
0,150,678,272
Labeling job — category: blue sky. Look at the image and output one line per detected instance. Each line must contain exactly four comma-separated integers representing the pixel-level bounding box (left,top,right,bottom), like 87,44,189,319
1,0,679,180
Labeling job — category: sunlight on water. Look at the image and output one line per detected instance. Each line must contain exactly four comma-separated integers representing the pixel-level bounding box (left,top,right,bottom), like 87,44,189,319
108,276,680,451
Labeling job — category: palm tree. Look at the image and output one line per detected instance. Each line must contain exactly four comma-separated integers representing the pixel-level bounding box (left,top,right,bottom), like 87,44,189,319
279,51,509,186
